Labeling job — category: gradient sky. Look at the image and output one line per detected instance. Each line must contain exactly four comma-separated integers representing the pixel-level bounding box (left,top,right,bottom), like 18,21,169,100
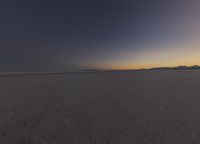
1,0,200,71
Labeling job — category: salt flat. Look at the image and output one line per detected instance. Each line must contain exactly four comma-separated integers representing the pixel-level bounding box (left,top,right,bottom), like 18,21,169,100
1,70,200,144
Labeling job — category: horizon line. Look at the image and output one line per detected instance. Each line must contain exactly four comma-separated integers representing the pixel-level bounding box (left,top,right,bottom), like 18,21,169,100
0,64,200,73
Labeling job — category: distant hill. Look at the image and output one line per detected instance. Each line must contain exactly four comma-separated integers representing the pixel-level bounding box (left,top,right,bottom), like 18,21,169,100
150,65,200,70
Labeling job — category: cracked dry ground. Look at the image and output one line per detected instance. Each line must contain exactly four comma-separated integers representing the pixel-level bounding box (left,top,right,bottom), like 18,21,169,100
1,70,200,144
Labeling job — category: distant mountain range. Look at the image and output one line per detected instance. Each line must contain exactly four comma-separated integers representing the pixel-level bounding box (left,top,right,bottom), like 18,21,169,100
83,65,200,71
150,65,200,70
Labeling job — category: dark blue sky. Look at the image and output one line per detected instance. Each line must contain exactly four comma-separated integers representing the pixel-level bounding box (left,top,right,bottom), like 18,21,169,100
1,0,200,71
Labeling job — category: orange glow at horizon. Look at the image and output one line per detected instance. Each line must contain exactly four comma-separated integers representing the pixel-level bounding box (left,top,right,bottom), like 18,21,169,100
87,39,200,70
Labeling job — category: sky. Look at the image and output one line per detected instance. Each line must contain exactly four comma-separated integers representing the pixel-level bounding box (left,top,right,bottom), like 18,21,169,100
1,0,200,71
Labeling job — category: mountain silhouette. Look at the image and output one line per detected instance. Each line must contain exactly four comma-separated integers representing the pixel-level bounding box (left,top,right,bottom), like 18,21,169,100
150,65,200,70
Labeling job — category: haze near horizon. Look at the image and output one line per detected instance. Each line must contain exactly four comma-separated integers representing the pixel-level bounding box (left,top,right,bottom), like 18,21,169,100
1,0,200,71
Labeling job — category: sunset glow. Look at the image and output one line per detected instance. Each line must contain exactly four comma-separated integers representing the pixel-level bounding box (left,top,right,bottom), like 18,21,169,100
1,0,200,71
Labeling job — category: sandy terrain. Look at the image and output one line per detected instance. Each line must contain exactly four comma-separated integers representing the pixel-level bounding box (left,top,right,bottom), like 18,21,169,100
1,70,200,144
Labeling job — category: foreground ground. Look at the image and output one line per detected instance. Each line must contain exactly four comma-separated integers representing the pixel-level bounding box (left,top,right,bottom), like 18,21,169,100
1,70,200,144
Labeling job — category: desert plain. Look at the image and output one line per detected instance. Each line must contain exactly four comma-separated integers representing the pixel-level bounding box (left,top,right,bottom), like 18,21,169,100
1,70,200,144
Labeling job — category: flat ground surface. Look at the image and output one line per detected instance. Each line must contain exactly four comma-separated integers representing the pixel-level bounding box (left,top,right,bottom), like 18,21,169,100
1,70,200,144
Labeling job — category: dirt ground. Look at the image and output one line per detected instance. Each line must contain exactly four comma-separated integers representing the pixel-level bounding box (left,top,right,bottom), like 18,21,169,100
1,70,200,144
